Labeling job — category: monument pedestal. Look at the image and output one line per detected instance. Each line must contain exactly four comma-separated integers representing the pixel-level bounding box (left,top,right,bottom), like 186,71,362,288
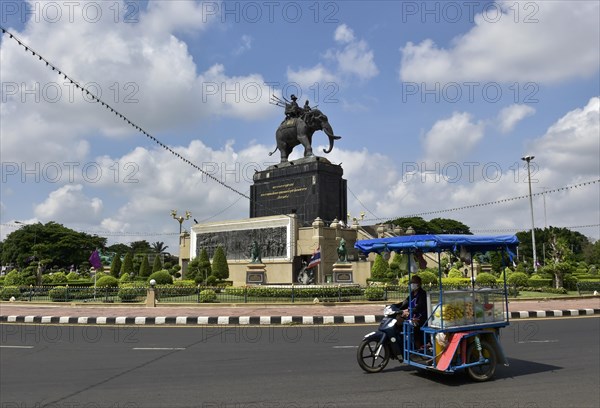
246,263,266,284
332,262,353,283
250,157,347,227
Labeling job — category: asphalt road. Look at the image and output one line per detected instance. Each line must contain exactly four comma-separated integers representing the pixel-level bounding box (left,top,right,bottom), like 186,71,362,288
1,317,599,408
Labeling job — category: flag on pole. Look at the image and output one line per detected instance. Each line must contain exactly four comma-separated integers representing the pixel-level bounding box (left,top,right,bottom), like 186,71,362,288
89,250,102,270
307,246,321,269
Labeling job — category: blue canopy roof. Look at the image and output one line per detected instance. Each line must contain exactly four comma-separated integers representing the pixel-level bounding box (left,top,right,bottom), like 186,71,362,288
354,234,519,255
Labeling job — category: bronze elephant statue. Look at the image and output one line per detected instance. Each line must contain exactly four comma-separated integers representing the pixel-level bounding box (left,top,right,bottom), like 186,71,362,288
269,109,341,163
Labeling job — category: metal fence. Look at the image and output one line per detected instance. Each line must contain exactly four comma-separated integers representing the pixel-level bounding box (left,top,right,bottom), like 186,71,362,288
0,283,518,304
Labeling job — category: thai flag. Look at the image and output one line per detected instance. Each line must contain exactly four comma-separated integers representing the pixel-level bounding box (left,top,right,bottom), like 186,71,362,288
89,250,102,270
307,246,321,269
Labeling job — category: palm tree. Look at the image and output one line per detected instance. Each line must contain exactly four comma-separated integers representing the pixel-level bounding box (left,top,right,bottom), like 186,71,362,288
151,241,169,254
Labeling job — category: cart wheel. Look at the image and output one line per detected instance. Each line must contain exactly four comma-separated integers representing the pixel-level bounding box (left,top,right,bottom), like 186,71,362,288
357,339,390,373
466,340,497,382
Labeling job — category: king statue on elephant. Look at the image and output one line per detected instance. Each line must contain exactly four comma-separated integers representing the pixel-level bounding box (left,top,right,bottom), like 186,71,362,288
269,94,341,163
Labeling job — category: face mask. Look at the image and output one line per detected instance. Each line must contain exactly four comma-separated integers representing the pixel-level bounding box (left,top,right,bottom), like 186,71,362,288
410,283,419,291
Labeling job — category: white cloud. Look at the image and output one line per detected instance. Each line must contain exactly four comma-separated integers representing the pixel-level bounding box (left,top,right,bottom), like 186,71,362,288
0,0,274,165
286,64,337,90
334,24,355,44
34,185,103,223
233,34,252,56
422,112,485,162
497,104,536,133
531,97,599,179
400,1,600,84
287,24,379,89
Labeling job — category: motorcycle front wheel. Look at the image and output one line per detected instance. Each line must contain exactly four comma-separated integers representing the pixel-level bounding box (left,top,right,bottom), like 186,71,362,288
357,339,390,373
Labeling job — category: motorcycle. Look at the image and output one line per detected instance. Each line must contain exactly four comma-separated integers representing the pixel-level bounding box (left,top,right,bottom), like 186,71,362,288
356,304,406,373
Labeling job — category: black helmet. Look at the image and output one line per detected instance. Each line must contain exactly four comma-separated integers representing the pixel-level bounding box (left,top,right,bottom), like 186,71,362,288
290,94,297,100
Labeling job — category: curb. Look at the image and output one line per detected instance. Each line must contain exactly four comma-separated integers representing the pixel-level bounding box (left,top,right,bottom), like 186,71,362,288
1,309,599,325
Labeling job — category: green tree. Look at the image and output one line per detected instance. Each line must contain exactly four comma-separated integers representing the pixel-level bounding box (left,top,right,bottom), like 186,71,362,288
109,254,122,278
428,218,471,234
1,222,106,269
129,240,152,254
139,255,151,277
152,254,163,273
371,254,389,279
187,248,211,283
583,240,600,266
120,252,134,277
151,241,169,254
211,246,229,280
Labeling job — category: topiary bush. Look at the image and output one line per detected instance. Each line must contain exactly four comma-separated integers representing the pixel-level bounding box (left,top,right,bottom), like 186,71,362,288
4,271,26,286
0,286,22,300
475,272,497,286
199,289,218,303
563,274,578,291
119,273,132,283
49,272,68,284
66,271,80,281
507,272,529,287
118,285,145,302
447,268,463,278
49,286,70,302
148,270,173,285
172,280,197,296
206,275,218,286
416,271,437,285
95,276,119,288
364,286,385,301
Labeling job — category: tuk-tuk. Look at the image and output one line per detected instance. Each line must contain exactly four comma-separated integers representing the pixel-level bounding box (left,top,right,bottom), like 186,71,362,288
354,234,519,381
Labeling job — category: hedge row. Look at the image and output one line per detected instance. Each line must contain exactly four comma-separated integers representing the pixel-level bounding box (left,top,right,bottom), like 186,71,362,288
223,286,363,298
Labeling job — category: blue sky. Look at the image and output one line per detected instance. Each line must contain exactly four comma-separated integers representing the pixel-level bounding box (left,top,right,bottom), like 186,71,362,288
1,0,599,251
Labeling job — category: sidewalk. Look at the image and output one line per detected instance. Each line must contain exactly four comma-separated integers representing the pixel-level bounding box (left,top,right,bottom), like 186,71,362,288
1,297,598,325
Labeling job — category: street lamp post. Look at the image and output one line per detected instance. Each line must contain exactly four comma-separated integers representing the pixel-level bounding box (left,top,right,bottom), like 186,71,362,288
521,155,538,272
171,209,191,245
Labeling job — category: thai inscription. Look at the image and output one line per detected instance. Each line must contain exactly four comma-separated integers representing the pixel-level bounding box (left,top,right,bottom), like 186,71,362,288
196,226,288,260
260,182,308,200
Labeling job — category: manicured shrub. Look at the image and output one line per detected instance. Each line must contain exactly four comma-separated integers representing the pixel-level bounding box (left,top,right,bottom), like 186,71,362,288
66,271,80,281
447,268,463,278
365,286,385,301
139,255,151,278
0,286,21,300
49,286,70,302
199,289,217,303
148,270,173,285
49,272,68,284
416,271,437,285
527,278,553,288
95,276,119,288
120,252,134,277
118,285,145,302
172,280,197,296
211,246,229,280
371,254,389,279
119,273,132,283
563,274,578,291
152,255,163,273
206,275,218,286
507,272,529,287
110,255,122,278
475,272,497,286
4,271,26,286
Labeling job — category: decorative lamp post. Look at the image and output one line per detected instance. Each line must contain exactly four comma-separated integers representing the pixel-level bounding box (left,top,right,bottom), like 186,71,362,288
171,209,191,245
521,155,538,272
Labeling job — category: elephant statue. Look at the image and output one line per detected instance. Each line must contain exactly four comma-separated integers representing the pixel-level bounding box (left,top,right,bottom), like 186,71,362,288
268,109,341,163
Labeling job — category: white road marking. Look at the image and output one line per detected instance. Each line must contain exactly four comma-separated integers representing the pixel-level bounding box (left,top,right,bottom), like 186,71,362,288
132,347,186,350
517,340,559,344
1,345,34,349
332,346,358,349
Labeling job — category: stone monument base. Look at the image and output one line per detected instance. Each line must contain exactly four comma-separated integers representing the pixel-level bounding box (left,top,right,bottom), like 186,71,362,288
246,263,267,284
332,262,353,283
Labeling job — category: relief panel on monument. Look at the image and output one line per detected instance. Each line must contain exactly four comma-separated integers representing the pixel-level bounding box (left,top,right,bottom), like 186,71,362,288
195,226,289,261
